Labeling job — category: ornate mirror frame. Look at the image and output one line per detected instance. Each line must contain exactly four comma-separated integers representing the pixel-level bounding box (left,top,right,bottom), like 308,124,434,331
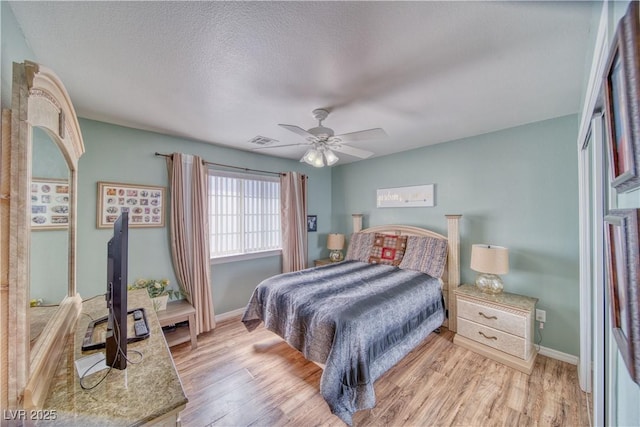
1,61,84,409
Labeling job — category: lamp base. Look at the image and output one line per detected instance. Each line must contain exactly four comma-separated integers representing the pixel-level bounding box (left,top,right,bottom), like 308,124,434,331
475,273,504,294
329,249,344,262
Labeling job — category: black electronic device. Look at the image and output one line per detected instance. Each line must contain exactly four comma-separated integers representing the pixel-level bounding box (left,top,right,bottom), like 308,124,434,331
81,307,150,351
134,319,149,337
105,212,129,370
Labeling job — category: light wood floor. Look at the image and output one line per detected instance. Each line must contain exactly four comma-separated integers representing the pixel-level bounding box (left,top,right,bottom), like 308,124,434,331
170,315,591,427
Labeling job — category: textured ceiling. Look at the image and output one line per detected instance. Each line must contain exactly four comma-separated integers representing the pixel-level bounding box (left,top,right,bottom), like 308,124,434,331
9,1,597,165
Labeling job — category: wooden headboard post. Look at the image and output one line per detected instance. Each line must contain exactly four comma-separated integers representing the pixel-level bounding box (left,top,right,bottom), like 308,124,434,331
446,214,462,332
352,214,363,233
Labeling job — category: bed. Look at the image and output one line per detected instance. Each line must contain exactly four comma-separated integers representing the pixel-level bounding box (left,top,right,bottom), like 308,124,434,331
242,214,461,424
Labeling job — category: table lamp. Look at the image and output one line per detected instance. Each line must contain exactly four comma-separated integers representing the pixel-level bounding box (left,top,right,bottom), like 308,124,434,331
327,233,345,262
470,244,509,294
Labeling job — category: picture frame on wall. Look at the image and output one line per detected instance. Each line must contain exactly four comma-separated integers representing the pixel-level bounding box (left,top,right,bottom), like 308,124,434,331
604,209,640,385
30,177,70,230
604,1,640,193
307,215,317,232
97,181,166,229
376,184,435,208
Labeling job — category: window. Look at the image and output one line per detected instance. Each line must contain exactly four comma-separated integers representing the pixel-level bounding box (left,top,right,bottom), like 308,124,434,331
208,170,281,260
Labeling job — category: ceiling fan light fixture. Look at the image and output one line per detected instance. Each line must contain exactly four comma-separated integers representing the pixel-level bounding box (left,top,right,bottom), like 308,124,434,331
280,108,384,165
311,154,325,168
302,148,324,167
324,148,339,166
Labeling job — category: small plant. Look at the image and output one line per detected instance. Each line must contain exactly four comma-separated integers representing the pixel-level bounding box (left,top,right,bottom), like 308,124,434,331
128,278,185,300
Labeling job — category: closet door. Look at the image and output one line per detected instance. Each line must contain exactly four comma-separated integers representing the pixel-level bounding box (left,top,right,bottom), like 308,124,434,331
579,114,606,426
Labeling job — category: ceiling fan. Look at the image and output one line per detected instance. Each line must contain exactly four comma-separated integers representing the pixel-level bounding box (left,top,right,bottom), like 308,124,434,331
256,109,386,167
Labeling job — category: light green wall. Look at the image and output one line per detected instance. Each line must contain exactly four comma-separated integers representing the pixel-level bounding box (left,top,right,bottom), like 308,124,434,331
332,115,580,356
76,118,332,314
1,1,35,108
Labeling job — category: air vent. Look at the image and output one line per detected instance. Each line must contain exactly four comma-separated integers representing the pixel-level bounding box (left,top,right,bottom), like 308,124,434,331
249,135,278,146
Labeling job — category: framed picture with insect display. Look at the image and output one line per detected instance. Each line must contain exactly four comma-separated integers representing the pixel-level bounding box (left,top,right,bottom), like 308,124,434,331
30,178,70,230
97,181,166,228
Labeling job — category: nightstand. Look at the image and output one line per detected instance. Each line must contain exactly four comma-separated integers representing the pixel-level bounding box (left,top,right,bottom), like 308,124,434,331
314,258,332,267
156,299,198,350
453,284,537,374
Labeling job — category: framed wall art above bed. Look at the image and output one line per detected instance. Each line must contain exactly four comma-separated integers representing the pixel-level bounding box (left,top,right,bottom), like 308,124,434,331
376,184,435,208
97,181,166,228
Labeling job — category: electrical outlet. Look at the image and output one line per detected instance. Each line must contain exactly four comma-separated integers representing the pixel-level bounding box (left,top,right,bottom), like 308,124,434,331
535,309,546,323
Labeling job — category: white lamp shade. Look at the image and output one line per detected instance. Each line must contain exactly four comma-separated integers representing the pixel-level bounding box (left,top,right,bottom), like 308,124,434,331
470,244,509,275
303,148,321,166
324,149,339,166
312,155,325,167
327,233,345,250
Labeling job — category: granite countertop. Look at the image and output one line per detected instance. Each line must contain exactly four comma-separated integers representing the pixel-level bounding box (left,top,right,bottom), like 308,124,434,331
41,289,188,426
454,283,538,311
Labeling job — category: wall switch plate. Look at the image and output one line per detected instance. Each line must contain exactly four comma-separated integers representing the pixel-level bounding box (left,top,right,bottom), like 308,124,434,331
535,309,546,323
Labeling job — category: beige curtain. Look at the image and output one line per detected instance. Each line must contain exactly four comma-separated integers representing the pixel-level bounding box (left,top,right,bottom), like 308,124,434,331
280,172,308,272
166,153,215,334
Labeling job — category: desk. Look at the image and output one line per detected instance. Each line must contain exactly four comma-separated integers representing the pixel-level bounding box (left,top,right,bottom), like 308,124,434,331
41,289,188,426
156,300,198,350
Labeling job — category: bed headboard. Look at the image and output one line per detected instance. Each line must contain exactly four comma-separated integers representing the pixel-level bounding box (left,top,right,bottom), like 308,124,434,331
352,214,462,332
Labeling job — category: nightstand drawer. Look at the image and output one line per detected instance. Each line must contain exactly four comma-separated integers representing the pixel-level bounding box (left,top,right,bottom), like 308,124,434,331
457,298,526,338
457,317,528,359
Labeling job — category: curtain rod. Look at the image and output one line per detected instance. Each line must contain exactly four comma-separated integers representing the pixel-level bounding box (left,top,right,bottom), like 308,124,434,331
155,152,297,178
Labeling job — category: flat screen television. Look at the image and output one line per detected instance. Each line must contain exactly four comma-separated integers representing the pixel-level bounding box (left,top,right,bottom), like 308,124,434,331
105,211,128,369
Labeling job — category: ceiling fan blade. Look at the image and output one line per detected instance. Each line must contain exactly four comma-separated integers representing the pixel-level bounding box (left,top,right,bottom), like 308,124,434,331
331,144,375,159
278,124,316,139
251,143,307,151
333,128,387,143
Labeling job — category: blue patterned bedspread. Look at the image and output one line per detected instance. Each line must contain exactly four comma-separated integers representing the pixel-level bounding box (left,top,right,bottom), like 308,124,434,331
241,260,444,425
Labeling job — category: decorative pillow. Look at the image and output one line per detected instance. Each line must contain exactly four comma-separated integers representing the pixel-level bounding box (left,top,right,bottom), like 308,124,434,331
368,233,408,266
399,235,448,278
345,232,375,262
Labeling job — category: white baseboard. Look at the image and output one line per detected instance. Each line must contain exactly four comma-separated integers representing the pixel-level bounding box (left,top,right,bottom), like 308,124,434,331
215,307,244,323
538,345,579,365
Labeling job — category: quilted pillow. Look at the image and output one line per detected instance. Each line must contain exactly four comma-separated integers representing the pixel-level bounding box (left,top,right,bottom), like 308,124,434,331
368,233,408,266
399,235,448,278
345,232,375,262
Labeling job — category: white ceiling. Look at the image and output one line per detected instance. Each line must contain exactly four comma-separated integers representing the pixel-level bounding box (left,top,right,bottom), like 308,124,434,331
9,1,597,165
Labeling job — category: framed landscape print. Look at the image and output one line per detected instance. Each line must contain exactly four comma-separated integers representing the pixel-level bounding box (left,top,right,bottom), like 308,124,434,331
604,209,640,385
376,184,435,208
31,178,70,230
97,181,166,229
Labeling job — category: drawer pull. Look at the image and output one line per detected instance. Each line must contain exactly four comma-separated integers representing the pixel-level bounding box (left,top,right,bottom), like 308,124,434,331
478,331,498,341
478,311,498,320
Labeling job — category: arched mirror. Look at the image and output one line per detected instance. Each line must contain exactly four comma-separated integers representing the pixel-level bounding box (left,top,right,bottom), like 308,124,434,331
0,61,84,409
30,126,71,346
